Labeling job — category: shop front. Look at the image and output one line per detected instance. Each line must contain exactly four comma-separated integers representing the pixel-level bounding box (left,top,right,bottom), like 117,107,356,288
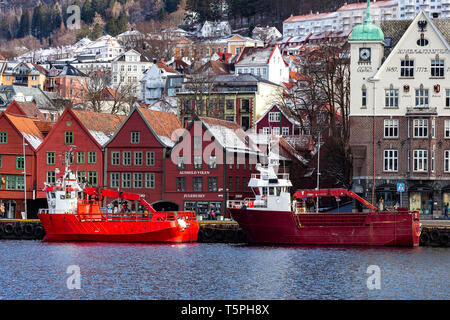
375,184,400,210
409,185,433,214
183,201,223,220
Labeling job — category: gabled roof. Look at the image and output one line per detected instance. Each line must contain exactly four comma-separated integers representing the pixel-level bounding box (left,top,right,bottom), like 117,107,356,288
137,107,182,147
71,109,125,146
5,100,46,121
198,116,260,154
2,113,45,150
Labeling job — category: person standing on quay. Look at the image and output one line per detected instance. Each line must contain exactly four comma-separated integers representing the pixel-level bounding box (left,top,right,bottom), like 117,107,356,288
444,203,449,220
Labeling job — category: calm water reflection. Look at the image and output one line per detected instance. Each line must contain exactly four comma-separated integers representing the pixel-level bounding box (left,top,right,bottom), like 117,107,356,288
0,240,448,300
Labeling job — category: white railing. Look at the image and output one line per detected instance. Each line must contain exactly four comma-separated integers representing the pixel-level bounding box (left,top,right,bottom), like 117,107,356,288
251,173,290,180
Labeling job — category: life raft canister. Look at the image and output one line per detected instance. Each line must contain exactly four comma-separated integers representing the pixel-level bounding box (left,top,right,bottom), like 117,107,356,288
248,202,254,208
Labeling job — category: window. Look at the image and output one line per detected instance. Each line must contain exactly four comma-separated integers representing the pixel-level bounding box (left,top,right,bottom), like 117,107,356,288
193,177,203,192
236,176,240,191
5,175,24,190
209,155,217,169
47,152,55,165
445,120,450,138
362,87,367,107
269,112,281,122
413,119,428,138
282,127,289,136
384,150,398,172
146,151,155,166
64,131,73,145
134,151,143,166
176,177,186,191
177,156,185,170
194,136,202,150
194,155,202,169
262,127,270,135
122,173,131,188
415,88,429,107
384,119,399,138
228,176,232,191
445,150,450,172
226,99,234,110
131,131,140,144
88,171,97,186
446,89,450,108
133,173,142,188
110,172,120,188
0,132,7,144
145,173,155,189
77,171,86,184
413,149,428,172
76,151,85,164
47,171,56,184
241,99,250,113
111,151,120,165
88,151,97,164
273,127,280,136
385,89,399,107
123,151,131,166
400,59,414,77
16,155,24,169
208,177,218,191
431,59,444,77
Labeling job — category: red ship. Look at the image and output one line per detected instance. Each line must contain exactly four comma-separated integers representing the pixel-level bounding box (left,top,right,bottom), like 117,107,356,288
227,158,420,247
38,159,199,243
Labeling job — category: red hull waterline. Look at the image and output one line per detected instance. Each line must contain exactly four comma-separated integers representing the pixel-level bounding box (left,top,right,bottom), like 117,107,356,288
38,213,200,243
228,209,421,247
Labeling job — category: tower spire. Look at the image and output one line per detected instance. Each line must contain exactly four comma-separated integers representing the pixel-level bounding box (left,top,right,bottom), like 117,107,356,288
365,0,372,24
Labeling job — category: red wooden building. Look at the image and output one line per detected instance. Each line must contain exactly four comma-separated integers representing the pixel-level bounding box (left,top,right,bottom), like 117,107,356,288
36,108,124,200
164,116,261,218
104,107,183,211
0,112,46,218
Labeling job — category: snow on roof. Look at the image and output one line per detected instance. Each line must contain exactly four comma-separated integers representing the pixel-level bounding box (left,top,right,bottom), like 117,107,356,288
22,132,43,150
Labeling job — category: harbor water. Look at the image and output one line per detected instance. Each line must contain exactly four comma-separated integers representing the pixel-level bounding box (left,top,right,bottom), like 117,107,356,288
0,240,449,300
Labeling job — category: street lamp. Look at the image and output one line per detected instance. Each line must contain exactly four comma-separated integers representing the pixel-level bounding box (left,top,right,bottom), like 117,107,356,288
22,135,28,220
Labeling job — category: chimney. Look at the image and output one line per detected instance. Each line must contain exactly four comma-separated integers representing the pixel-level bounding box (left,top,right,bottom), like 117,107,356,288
432,12,439,19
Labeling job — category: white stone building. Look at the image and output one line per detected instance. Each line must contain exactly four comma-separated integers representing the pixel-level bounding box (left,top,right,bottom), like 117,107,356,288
111,49,152,99
234,44,289,86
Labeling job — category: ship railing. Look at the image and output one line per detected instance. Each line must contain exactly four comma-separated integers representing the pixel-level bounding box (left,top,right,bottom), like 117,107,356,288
251,173,290,180
227,198,267,209
74,211,198,223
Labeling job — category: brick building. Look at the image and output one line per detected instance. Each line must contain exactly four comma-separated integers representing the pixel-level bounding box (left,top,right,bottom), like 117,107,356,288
349,8,450,216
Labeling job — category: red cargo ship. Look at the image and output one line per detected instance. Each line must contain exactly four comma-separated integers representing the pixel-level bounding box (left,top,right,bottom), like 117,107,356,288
227,157,420,247
38,160,199,243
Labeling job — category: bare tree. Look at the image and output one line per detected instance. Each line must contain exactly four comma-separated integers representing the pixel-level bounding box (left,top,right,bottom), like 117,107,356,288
85,69,138,115
276,42,352,187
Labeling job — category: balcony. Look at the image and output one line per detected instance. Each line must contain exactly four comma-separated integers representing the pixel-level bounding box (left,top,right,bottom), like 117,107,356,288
405,107,437,116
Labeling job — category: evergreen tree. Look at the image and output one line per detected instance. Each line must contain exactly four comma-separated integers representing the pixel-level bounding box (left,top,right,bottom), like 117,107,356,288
17,10,31,38
165,0,181,13
0,17,11,40
81,0,95,24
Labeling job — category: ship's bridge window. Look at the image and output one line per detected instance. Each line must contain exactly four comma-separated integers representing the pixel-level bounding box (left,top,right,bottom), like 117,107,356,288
49,192,56,199
262,187,268,195
269,187,275,196
276,188,281,196
252,187,261,195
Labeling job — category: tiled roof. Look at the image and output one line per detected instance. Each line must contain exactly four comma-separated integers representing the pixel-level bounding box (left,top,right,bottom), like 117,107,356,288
138,107,183,147
4,113,44,150
6,100,46,121
71,110,125,146
33,120,55,134
235,46,273,65
199,116,260,154
283,12,336,23
156,62,177,74
337,0,397,11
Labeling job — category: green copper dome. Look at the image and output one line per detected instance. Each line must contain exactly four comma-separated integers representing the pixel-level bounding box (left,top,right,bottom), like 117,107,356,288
349,0,385,42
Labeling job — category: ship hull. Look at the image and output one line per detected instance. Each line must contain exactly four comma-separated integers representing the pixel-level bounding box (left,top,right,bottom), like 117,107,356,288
38,213,199,243
229,209,420,246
